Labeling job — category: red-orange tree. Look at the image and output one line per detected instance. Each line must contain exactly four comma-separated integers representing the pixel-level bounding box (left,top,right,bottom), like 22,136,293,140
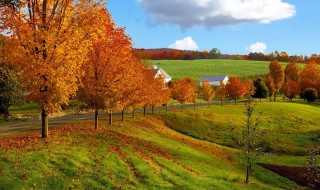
284,62,300,82
225,77,246,104
201,82,215,107
283,79,300,101
267,60,284,101
0,0,106,137
299,60,319,94
171,78,197,110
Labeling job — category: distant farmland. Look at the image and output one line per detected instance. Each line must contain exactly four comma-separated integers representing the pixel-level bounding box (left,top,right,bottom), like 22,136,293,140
150,59,296,82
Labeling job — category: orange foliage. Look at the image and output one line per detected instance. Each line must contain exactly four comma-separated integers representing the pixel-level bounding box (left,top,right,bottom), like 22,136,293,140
201,82,215,104
265,74,276,100
268,60,284,94
283,79,300,101
140,67,171,111
244,79,255,99
300,60,319,82
215,81,227,105
1,0,107,137
171,78,197,105
284,62,300,82
225,77,246,104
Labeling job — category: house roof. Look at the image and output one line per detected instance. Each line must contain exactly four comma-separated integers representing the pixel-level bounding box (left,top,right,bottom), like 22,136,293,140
155,68,172,79
200,75,228,82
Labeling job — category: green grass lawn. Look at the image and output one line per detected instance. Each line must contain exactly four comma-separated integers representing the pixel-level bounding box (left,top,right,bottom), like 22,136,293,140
150,59,302,82
0,113,304,189
157,101,320,155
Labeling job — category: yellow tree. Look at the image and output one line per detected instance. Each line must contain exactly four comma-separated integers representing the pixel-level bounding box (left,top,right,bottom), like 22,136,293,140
0,0,106,137
201,82,215,107
171,78,197,110
268,60,284,101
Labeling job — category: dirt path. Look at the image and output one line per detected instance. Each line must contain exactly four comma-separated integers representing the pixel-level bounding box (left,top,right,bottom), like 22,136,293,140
259,163,320,189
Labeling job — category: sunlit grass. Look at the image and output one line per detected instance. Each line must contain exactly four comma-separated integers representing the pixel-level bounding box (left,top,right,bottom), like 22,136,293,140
0,115,302,189
157,101,320,155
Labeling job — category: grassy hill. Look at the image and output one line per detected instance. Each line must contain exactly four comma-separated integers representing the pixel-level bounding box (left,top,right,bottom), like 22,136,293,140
149,59,298,82
157,101,320,155
1,102,317,189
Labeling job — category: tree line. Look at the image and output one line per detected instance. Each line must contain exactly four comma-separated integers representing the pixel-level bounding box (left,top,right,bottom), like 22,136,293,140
134,48,320,64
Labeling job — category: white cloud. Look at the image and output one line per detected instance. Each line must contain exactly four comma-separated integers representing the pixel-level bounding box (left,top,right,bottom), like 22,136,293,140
138,0,296,28
169,36,199,50
248,42,267,53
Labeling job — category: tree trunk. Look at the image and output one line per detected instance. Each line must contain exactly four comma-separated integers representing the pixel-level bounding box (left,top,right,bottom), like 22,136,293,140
121,109,124,122
235,98,237,105
143,106,146,116
194,102,196,110
3,107,9,120
41,108,48,138
109,109,112,125
245,156,250,184
94,109,98,130
166,104,168,113
181,104,183,111
132,108,135,118
151,106,154,114
274,92,277,101
208,101,210,107
220,98,223,106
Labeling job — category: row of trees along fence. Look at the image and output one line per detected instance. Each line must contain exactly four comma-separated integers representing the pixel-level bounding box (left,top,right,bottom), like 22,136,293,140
0,1,171,137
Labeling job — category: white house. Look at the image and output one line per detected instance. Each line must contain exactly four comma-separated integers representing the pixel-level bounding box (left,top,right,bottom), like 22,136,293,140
152,65,172,83
200,75,229,87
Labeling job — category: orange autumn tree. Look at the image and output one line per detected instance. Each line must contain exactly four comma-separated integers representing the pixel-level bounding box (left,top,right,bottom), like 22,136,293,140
265,74,276,101
284,62,300,82
77,11,134,129
201,82,215,107
283,79,300,101
225,77,246,104
171,78,197,110
215,81,227,106
267,60,284,101
244,78,255,100
140,67,171,115
0,0,106,137
118,60,146,120
99,25,139,124
299,60,319,95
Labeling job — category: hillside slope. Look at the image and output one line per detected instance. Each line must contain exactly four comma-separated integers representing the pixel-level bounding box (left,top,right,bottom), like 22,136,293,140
0,115,302,189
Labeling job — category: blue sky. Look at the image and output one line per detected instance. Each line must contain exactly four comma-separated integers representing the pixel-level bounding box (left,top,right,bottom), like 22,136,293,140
106,0,320,56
